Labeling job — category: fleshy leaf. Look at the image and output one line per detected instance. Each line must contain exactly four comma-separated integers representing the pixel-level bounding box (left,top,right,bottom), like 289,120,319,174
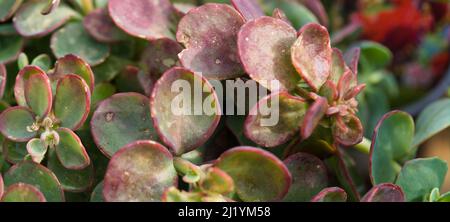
396,157,448,202
413,99,450,148
244,92,308,147
150,67,221,155
311,187,347,202
92,83,116,107
0,107,36,142
83,8,126,43
14,65,46,107
231,0,264,21
238,16,299,91
47,149,94,192
177,3,244,79
13,1,78,37
91,92,158,157
0,35,23,64
51,22,110,66
24,72,52,117
361,183,405,202
301,97,328,140
31,54,52,72
215,146,291,202
344,47,360,75
1,183,46,202
4,161,64,202
103,140,177,202
2,140,28,164
55,128,90,170
283,152,328,202
53,54,95,92
200,167,234,195
330,48,347,84
54,75,91,131
90,181,104,202
0,0,23,22
26,138,48,163
333,114,363,146
370,111,414,185
272,8,291,25
0,63,6,99
108,0,179,40
291,23,332,91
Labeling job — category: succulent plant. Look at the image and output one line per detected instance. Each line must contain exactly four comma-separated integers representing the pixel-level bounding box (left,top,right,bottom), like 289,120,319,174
0,0,449,204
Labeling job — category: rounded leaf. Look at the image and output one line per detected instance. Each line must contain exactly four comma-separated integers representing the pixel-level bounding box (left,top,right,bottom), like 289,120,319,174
238,16,299,91
0,0,23,22
91,92,158,157
291,23,332,91
333,114,363,146
1,183,46,202
283,152,328,202
55,128,90,170
24,72,52,117
231,0,264,21
177,3,244,79
151,67,221,155
14,65,46,107
53,54,95,93
311,187,347,202
0,107,36,142
51,22,110,66
370,111,414,185
2,140,28,164
108,0,178,40
215,146,291,202
4,161,64,202
0,35,23,64
413,99,450,147
244,92,308,147
26,138,47,163
361,183,405,202
103,140,177,202
54,75,91,130
83,8,126,43
90,181,104,202
13,1,77,37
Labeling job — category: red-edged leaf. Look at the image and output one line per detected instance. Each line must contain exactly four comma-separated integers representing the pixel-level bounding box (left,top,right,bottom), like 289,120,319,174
291,23,332,91
14,66,46,107
53,54,95,93
0,64,6,99
272,8,291,25
1,183,46,202
55,128,90,170
301,97,328,139
0,107,36,142
83,8,126,43
231,0,265,21
361,183,405,202
344,47,360,75
333,114,363,146
311,187,347,202
24,72,52,117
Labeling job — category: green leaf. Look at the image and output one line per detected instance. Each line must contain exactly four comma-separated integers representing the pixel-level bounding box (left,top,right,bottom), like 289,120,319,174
357,41,393,71
438,191,450,202
428,187,440,202
413,99,450,147
91,92,158,157
311,187,347,202
24,72,52,117
277,1,318,29
215,146,291,202
200,167,234,195
54,75,91,130
103,140,177,202
4,161,64,202
53,54,95,92
92,56,129,83
92,82,116,106
14,65,46,107
396,157,448,202
2,140,28,164
370,111,414,185
1,183,46,202
0,0,23,22
31,54,52,72
51,22,110,66
26,138,47,163
0,35,23,64
17,53,29,70
90,181,104,202
55,128,90,170
0,107,37,142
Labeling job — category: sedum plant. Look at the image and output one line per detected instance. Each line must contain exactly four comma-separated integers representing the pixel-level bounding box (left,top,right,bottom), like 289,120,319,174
0,0,449,203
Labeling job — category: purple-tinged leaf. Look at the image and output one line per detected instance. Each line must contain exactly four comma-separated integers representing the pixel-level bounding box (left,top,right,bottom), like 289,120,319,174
0,63,6,99
311,187,347,202
361,183,405,202
1,183,46,202
108,0,179,40
139,38,182,95
337,70,357,100
91,92,158,157
300,0,329,27
238,16,299,91
83,8,126,43
244,92,308,147
177,3,244,80
13,1,78,37
291,23,332,91
215,146,292,202
283,152,328,202
14,65,46,107
103,140,177,202
0,107,36,142
54,74,91,131
4,161,64,202
26,138,47,163
330,48,347,84
319,80,338,104
0,0,23,22
301,97,328,140
115,66,145,94
0,174,3,198
344,47,360,75
150,67,221,155
231,0,264,21
55,128,90,170
333,114,363,146
24,72,52,117
272,8,291,26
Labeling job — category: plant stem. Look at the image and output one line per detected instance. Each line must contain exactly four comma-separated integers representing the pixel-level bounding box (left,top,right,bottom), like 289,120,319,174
353,137,371,155
80,0,94,14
